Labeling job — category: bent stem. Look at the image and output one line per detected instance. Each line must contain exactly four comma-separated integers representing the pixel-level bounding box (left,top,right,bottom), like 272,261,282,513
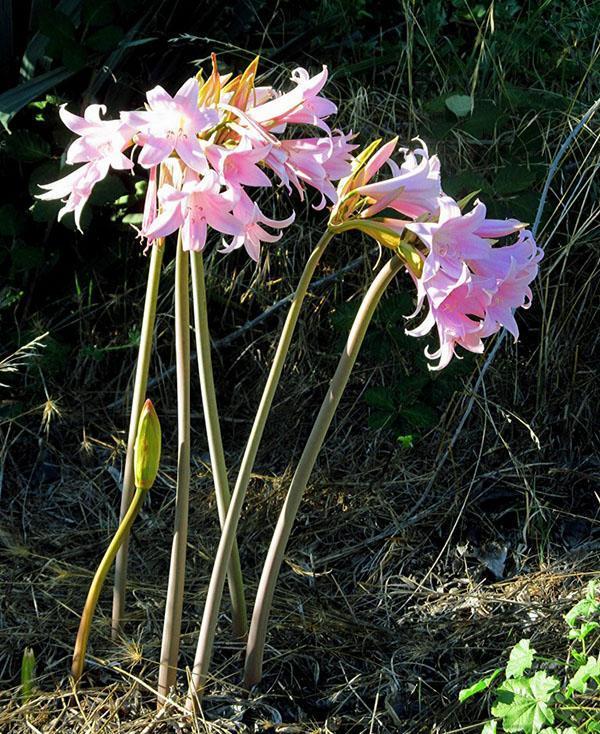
157,234,191,702
72,486,148,681
112,239,164,639
244,255,403,688
185,228,335,710
190,251,247,638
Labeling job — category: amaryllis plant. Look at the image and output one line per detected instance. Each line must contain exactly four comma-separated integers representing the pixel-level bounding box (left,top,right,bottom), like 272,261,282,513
40,54,542,706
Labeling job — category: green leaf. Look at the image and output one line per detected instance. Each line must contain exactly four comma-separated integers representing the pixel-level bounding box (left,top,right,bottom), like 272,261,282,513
507,640,536,679
400,403,438,429
87,25,125,52
566,656,600,696
481,722,497,734
445,94,473,117
565,583,599,627
331,301,360,332
364,387,396,412
29,199,60,223
38,9,76,44
494,166,539,196
11,243,44,271
396,434,414,449
459,668,502,702
492,672,560,734
83,0,116,26
88,174,127,206
3,129,51,162
0,204,26,236
0,67,74,131
121,212,143,226
567,621,599,641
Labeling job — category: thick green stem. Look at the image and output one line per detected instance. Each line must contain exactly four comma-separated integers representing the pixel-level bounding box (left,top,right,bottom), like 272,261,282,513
112,240,164,640
72,486,148,681
185,229,335,709
190,251,247,638
244,256,403,688
157,235,191,702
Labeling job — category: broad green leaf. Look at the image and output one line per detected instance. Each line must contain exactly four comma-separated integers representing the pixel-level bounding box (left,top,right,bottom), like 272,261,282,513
11,243,44,272
492,672,559,734
565,583,599,627
88,175,127,206
459,668,502,702
87,25,125,52
568,620,599,641
401,403,438,429
4,129,51,161
121,213,143,226
506,639,535,679
494,165,539,196
445,94,473,118
0,204,26,236
566,656,600,696
481,722,497,734
364,387,396,412
0,67,74,131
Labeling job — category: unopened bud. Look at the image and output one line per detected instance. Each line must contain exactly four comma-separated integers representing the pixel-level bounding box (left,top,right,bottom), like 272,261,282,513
134,399,161,490
21,647,36,703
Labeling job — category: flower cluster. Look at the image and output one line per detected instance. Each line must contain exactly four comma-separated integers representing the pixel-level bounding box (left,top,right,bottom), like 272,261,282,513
38,56,356,261
331,138,543,370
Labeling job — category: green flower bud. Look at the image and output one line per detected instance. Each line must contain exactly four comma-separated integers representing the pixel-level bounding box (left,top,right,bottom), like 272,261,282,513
21,647,35,703
134,399,161,490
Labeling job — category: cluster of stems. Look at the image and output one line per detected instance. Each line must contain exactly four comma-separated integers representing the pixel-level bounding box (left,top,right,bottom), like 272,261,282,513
72,215,409,705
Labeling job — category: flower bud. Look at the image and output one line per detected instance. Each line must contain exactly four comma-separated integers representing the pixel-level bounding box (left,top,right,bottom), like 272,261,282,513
134,399,161,491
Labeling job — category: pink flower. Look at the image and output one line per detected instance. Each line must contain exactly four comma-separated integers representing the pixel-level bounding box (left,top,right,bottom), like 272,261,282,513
405,197,526,282
476,230,543,339
405,212,543,369
247,66,337,133
219,190,295,261
406,265,488,370
266,132,356,208
60,103,134,170
36,159,111,231
355,142,441,219
205,139,272,189
143,171,242,252
122,78,219,172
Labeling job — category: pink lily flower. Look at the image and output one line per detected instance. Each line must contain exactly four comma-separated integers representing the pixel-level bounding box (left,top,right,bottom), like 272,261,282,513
355,142,442,219
60,104,134,170
143,171,242,252
122,78,219,172
266,132,356,208
405,223,542,369
205,139,272,189
36,159,111,231
405,197,526,283
247,66,337,133
406,265,489,370
476,230,543,338
219,190,295,261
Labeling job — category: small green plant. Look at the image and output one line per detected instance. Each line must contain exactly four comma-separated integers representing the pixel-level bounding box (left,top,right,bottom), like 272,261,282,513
459,581,600,733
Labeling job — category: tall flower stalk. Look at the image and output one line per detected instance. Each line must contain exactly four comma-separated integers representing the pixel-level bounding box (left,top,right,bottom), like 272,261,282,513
190,251,247,638
185,228,335,708
243,255,403,687
157,233,191,701
111,239,164,638
72,400,161,682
